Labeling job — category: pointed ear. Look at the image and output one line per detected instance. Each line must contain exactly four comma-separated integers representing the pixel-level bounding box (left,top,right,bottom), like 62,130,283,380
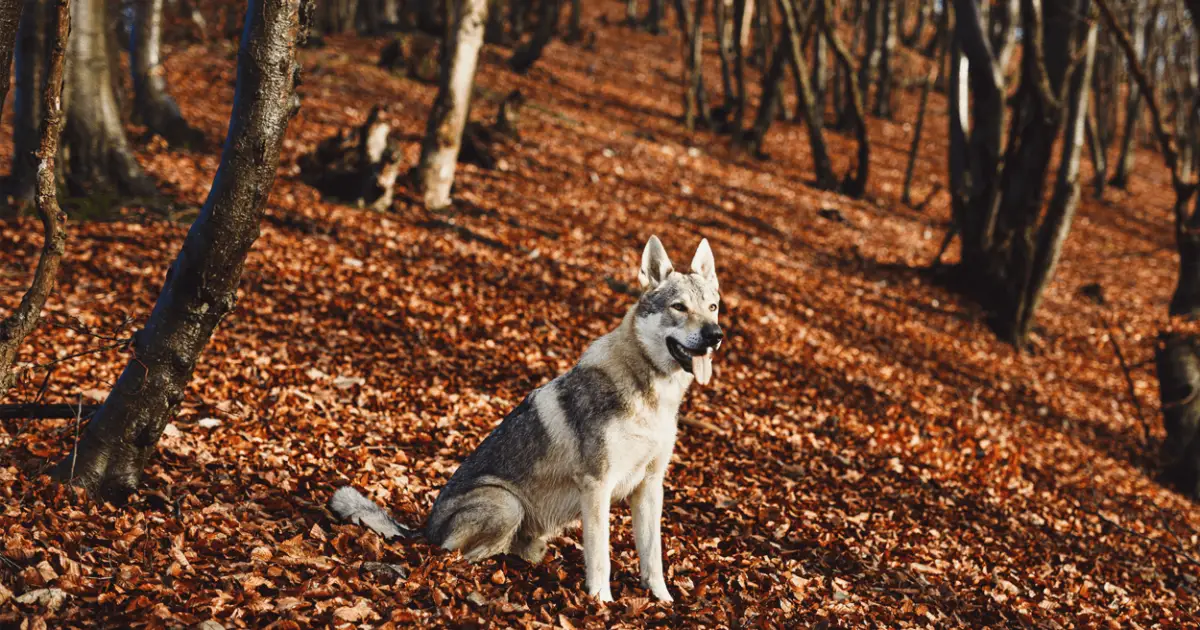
691,238,717,283
638,235,674,289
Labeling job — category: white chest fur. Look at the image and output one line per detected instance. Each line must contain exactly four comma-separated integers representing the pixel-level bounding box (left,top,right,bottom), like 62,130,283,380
604,373,689,502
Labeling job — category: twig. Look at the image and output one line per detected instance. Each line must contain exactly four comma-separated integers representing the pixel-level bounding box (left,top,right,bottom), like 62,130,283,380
69,394,81,481
0,403,101,420
32,340,130,370
1085,505,1200,570
679,416,727,436
1098,315,1151,444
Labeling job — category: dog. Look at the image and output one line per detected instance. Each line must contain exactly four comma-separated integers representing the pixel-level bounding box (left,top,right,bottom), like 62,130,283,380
330,235,722,603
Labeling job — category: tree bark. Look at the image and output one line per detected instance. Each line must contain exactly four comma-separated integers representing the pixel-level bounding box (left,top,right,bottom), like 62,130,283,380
9,0,53,205
857,0,882,113
984,0,1082,344
1009,10,1096,343
770,0,834,188
61,0,156,198
0,0,23,119
903,29,946,206
715,0,735,109
419,0,489,210
817,0,868,197
872,0,895,118
681,0,711,131
131,0,204,148
1109,1,1148,189
948,0,1007,276
0,0,69,399
50,0,308,501
509,0,558,73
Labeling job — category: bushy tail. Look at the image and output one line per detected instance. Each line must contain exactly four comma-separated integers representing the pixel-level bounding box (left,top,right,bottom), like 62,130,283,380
328,487,413,540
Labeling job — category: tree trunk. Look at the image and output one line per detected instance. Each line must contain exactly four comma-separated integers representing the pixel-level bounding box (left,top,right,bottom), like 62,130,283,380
903,30,946,206
0,0,69,399
857,0,882,112
62,0,156,198
872,0,895,118
1009,10,1096,343
728,0,749,138
986,0,1082,345
775,0,835,188
948,0,1007,278
131,0,204,148
0,0,23,118
681,0,711,131
715,0,735,109
510,0,558,73
419,0,489,210
811,25,826,128
646,0,662,34
9,0,53,205
1109,1,1148,189
50,0,308,501
902,0,930,48
565,0,581,41
817,0,868,197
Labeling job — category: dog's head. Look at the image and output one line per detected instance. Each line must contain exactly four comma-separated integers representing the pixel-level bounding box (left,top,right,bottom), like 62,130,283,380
633,235,722,385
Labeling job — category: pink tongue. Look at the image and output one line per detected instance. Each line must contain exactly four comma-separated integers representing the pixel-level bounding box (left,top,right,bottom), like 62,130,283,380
692,350,713,385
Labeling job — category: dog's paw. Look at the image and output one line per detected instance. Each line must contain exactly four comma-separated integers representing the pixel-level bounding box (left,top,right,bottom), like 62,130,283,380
588,586,614,603
645,580,673,603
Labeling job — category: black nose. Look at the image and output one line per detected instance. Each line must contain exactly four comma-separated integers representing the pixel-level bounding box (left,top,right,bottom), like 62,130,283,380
701,324,724,344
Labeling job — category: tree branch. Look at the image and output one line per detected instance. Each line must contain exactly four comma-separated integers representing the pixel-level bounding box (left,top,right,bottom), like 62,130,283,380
0,0,71,400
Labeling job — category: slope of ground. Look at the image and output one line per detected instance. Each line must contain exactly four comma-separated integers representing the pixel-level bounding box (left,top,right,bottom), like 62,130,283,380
1,2,1197,627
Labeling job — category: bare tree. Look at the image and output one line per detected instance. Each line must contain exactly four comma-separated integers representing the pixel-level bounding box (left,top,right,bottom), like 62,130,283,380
947,0,1096,345
9,0,56,204
0,0,22,118
747,0,835,189
131,0,204,148
510,0,559,73
418,0,490,210
0,0,69,398
1093,0,1200,498
50,0,309,500
680,0,712,131
1109,0,1149,189
817,0,868,197
61,0,156,197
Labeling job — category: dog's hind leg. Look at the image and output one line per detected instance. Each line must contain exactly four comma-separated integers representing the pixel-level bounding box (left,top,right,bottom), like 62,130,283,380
437,486,524,562
509,528,548,563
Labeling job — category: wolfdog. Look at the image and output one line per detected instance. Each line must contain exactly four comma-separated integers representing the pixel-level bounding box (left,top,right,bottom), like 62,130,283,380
330,235,722,602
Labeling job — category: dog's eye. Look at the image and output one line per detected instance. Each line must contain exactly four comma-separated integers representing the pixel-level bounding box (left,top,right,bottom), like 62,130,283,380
671,303,688,313
709,304,718,312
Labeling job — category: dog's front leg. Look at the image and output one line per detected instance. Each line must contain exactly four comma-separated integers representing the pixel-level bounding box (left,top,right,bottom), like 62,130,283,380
579,479,614,602
631,473,672,602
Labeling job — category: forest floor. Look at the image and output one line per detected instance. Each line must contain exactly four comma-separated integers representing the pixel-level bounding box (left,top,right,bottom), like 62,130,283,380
2,2,1199,628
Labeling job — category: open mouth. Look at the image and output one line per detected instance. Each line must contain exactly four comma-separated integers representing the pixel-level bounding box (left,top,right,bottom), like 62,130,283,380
667,337,716,385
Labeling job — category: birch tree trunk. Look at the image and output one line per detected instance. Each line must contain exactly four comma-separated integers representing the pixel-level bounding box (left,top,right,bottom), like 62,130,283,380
131,0,204,148
50,0,309,501
418,0,489,210
0,0,69,399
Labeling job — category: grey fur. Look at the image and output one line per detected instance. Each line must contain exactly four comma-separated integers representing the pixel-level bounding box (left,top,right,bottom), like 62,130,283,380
557,366,627,476
329,235,722,603
328,487,412,539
